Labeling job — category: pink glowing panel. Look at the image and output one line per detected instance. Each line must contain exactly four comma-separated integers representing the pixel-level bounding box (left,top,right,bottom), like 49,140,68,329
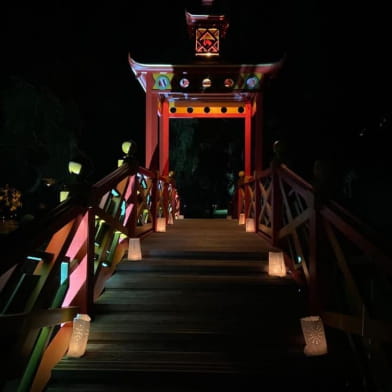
62,255,87,307
65,213,88,261
123,175,136,225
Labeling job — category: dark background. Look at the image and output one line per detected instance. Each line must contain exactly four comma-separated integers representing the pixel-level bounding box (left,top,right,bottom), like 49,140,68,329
1,1,391,225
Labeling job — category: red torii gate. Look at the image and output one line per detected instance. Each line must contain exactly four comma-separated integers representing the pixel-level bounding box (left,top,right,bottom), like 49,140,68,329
129,10,282,177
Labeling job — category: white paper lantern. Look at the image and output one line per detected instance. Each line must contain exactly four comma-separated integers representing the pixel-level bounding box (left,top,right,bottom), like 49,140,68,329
239,213,245,225
128,238,142,260
268,251,286,277
245,218,255,232
156,217,166,232
300,315,328,356
67,313,91,358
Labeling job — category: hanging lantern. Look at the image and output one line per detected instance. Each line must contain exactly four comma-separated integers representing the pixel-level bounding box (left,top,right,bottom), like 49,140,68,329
128,238,142,260
300,315,328,356
268,251,286,277
67,313,91,358
156,217,166,232
245,218,255,232
239,213,245,225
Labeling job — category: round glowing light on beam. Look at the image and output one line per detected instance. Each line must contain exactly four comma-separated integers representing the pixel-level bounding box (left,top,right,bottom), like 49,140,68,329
224,78,234,88
180,78,190,88
202,78,212,88
246,76,259,89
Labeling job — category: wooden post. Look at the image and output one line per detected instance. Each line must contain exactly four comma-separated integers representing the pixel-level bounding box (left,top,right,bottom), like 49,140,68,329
308,194,321,314
254,170,261,233
150,171,159,231
145,78,159,170
86,207,95,317
271,162,282,247
126,174,138,237
244,102,252,176
254,93,263,172
159,99,170,176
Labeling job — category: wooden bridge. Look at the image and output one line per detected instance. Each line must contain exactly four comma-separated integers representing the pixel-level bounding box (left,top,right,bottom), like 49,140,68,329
47,219,361,391
1,161,392,391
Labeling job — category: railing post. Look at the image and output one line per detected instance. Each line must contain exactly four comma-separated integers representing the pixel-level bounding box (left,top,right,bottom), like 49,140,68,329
127,174,138,237
254,170,261,233
237,171,245,221
86,206,95,317
151,171,159,231
271,162,282,247
163,182,169,223
308,193,321,314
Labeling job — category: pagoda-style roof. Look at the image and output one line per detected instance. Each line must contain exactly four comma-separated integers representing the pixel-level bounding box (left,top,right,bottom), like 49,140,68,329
128,54,284,94
185,11,229,38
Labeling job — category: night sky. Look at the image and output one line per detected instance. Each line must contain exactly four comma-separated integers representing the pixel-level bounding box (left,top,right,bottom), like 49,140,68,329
1,1,391,222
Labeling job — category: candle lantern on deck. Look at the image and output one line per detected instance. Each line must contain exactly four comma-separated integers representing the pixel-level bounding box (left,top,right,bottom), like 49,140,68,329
245,218,255,232
128,237,142,260
268,251,286,277
67,313,91,358
239,213,245,225
156,217,166,232
300,315,328,356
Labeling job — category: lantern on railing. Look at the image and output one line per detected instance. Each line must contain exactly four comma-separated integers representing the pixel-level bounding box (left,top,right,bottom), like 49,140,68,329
59,188,70,202
68,161,82,175
239,213,245,225
128,238,142,260
300,315,328,356
67,313,91,358
268,251,286,277
245,218,255,232
156,217,166,232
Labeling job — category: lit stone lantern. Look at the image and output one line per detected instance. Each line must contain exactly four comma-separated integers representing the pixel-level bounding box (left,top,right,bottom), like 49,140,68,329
300,315,328,356
67,313,91,358
128,238,142,260
268,251,286,277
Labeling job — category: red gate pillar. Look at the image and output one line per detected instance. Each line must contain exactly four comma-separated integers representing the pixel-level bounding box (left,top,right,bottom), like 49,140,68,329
159,99,170,176
145,77,159,170
254,93,263,172
245,102,252,176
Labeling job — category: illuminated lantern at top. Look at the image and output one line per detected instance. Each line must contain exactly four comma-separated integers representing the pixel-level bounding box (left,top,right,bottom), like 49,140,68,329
185,11,229,58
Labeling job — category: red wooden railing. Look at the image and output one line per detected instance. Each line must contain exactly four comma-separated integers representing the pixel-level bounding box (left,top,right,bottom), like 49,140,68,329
1,157,391,390
0,162,180,391
236,162,392,388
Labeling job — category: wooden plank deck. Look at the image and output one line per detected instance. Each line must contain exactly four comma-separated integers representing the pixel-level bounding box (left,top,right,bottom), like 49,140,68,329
47,219,364,391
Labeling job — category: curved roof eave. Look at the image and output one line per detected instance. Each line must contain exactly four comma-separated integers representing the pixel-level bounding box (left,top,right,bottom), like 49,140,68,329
128,53,285,92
